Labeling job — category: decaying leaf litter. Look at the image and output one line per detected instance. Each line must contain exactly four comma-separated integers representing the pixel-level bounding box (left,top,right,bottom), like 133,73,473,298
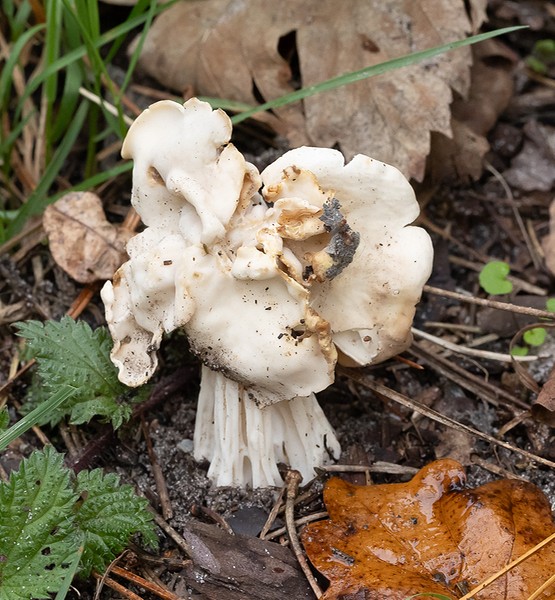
1,0,555,598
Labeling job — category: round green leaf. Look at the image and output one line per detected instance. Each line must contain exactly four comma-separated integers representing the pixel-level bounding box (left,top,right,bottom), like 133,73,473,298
546,298,555,313
478,261,513,295
523,327,547,347
511,345,529,357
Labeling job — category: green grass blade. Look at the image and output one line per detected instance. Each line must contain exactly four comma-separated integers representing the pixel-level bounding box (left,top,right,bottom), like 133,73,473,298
16,0,180,119
54,545,84,600
231,26,527,124
0,386,76,451
105,0,153,63
7,100,89,237
119,0,158,96
0,23,45,110
42,0,63,148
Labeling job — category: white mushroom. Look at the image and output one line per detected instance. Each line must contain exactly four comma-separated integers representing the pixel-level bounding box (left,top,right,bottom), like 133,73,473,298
101,98,433,487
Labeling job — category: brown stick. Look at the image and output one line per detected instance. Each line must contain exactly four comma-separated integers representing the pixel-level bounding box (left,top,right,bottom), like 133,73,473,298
341,368,555,470
423,285,555,320
141,418,173,520
284,470,323,598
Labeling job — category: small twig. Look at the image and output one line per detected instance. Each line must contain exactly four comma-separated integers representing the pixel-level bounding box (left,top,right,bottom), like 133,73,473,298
485,161,542,270
424,321,482,333
448,255,546,296
79,86,134,126
110,565,182,600
410,343,530,411
264,511,329,542
260,485,286,539
93,571,144,600
423,285,555,320
340,368,555,470
458,532,555,600
150,510,195,558
190,504,234,536
284,470,323,598
323,462,418,476
470,455,527,481
412,327,536,363
527,572,555,600
141,418,173,520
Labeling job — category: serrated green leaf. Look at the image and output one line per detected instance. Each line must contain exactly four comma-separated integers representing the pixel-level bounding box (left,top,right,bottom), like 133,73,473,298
0,447,81,600
478,261,513,295
75,469,157,575
523,327,547,347
15,317,140,428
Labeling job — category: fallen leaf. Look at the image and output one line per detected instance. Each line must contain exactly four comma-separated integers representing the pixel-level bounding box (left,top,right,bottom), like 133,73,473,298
43,192,133,283
301,459,555,599
504,121,555,192
178,520,313,599
542,199,555,276
134,0,487,180
533,362,555,427
428,39,517,181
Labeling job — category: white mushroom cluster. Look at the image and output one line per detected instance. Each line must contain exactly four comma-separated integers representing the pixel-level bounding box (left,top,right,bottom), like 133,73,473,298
101,98,433,488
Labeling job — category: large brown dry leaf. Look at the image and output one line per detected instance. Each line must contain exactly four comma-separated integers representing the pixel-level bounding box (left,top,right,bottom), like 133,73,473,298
428,39,516,181
302,459,555,599
135,0,487,180
43,192,133,283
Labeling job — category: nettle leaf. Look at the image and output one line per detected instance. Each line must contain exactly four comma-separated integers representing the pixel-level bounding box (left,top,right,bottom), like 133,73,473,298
15,317,142,428
0,448,157,598
75,469,157,575
0,447,81,600
478,261,513,295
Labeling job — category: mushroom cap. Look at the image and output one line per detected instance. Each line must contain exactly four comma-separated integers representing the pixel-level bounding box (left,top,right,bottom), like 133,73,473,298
261,147,433,365
122,98,247,244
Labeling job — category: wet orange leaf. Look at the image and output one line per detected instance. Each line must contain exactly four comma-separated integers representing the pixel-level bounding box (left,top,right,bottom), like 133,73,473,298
301,459,555,599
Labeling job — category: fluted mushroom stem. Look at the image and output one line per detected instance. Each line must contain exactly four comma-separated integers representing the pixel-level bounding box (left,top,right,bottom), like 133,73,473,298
193,366,341,488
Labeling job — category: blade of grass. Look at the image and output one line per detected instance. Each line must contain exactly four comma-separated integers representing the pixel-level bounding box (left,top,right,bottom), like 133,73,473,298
7,100,89,238
42,0,63,154
105,0,154,64
14,0,180,123
0,23,45,110
231,26,527,124
0,386,75,451
118,0,158,97
54,544,84,600
2,0,33,40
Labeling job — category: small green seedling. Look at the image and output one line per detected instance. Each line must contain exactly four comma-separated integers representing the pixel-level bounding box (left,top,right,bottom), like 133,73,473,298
510,298,555,357
526,39,555,75
523,327,547,347
478,261,513,295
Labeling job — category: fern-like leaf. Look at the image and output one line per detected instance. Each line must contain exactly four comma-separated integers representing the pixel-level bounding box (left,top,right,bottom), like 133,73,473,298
16,317,144,427
0,447,81,600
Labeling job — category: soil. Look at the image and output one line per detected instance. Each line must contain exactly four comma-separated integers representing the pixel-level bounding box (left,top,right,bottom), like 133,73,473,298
1,2,555,599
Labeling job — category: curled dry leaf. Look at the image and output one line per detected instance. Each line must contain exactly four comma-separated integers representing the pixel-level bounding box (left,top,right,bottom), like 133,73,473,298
134,0,487,180
302,459,555,599
43,192,133,284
